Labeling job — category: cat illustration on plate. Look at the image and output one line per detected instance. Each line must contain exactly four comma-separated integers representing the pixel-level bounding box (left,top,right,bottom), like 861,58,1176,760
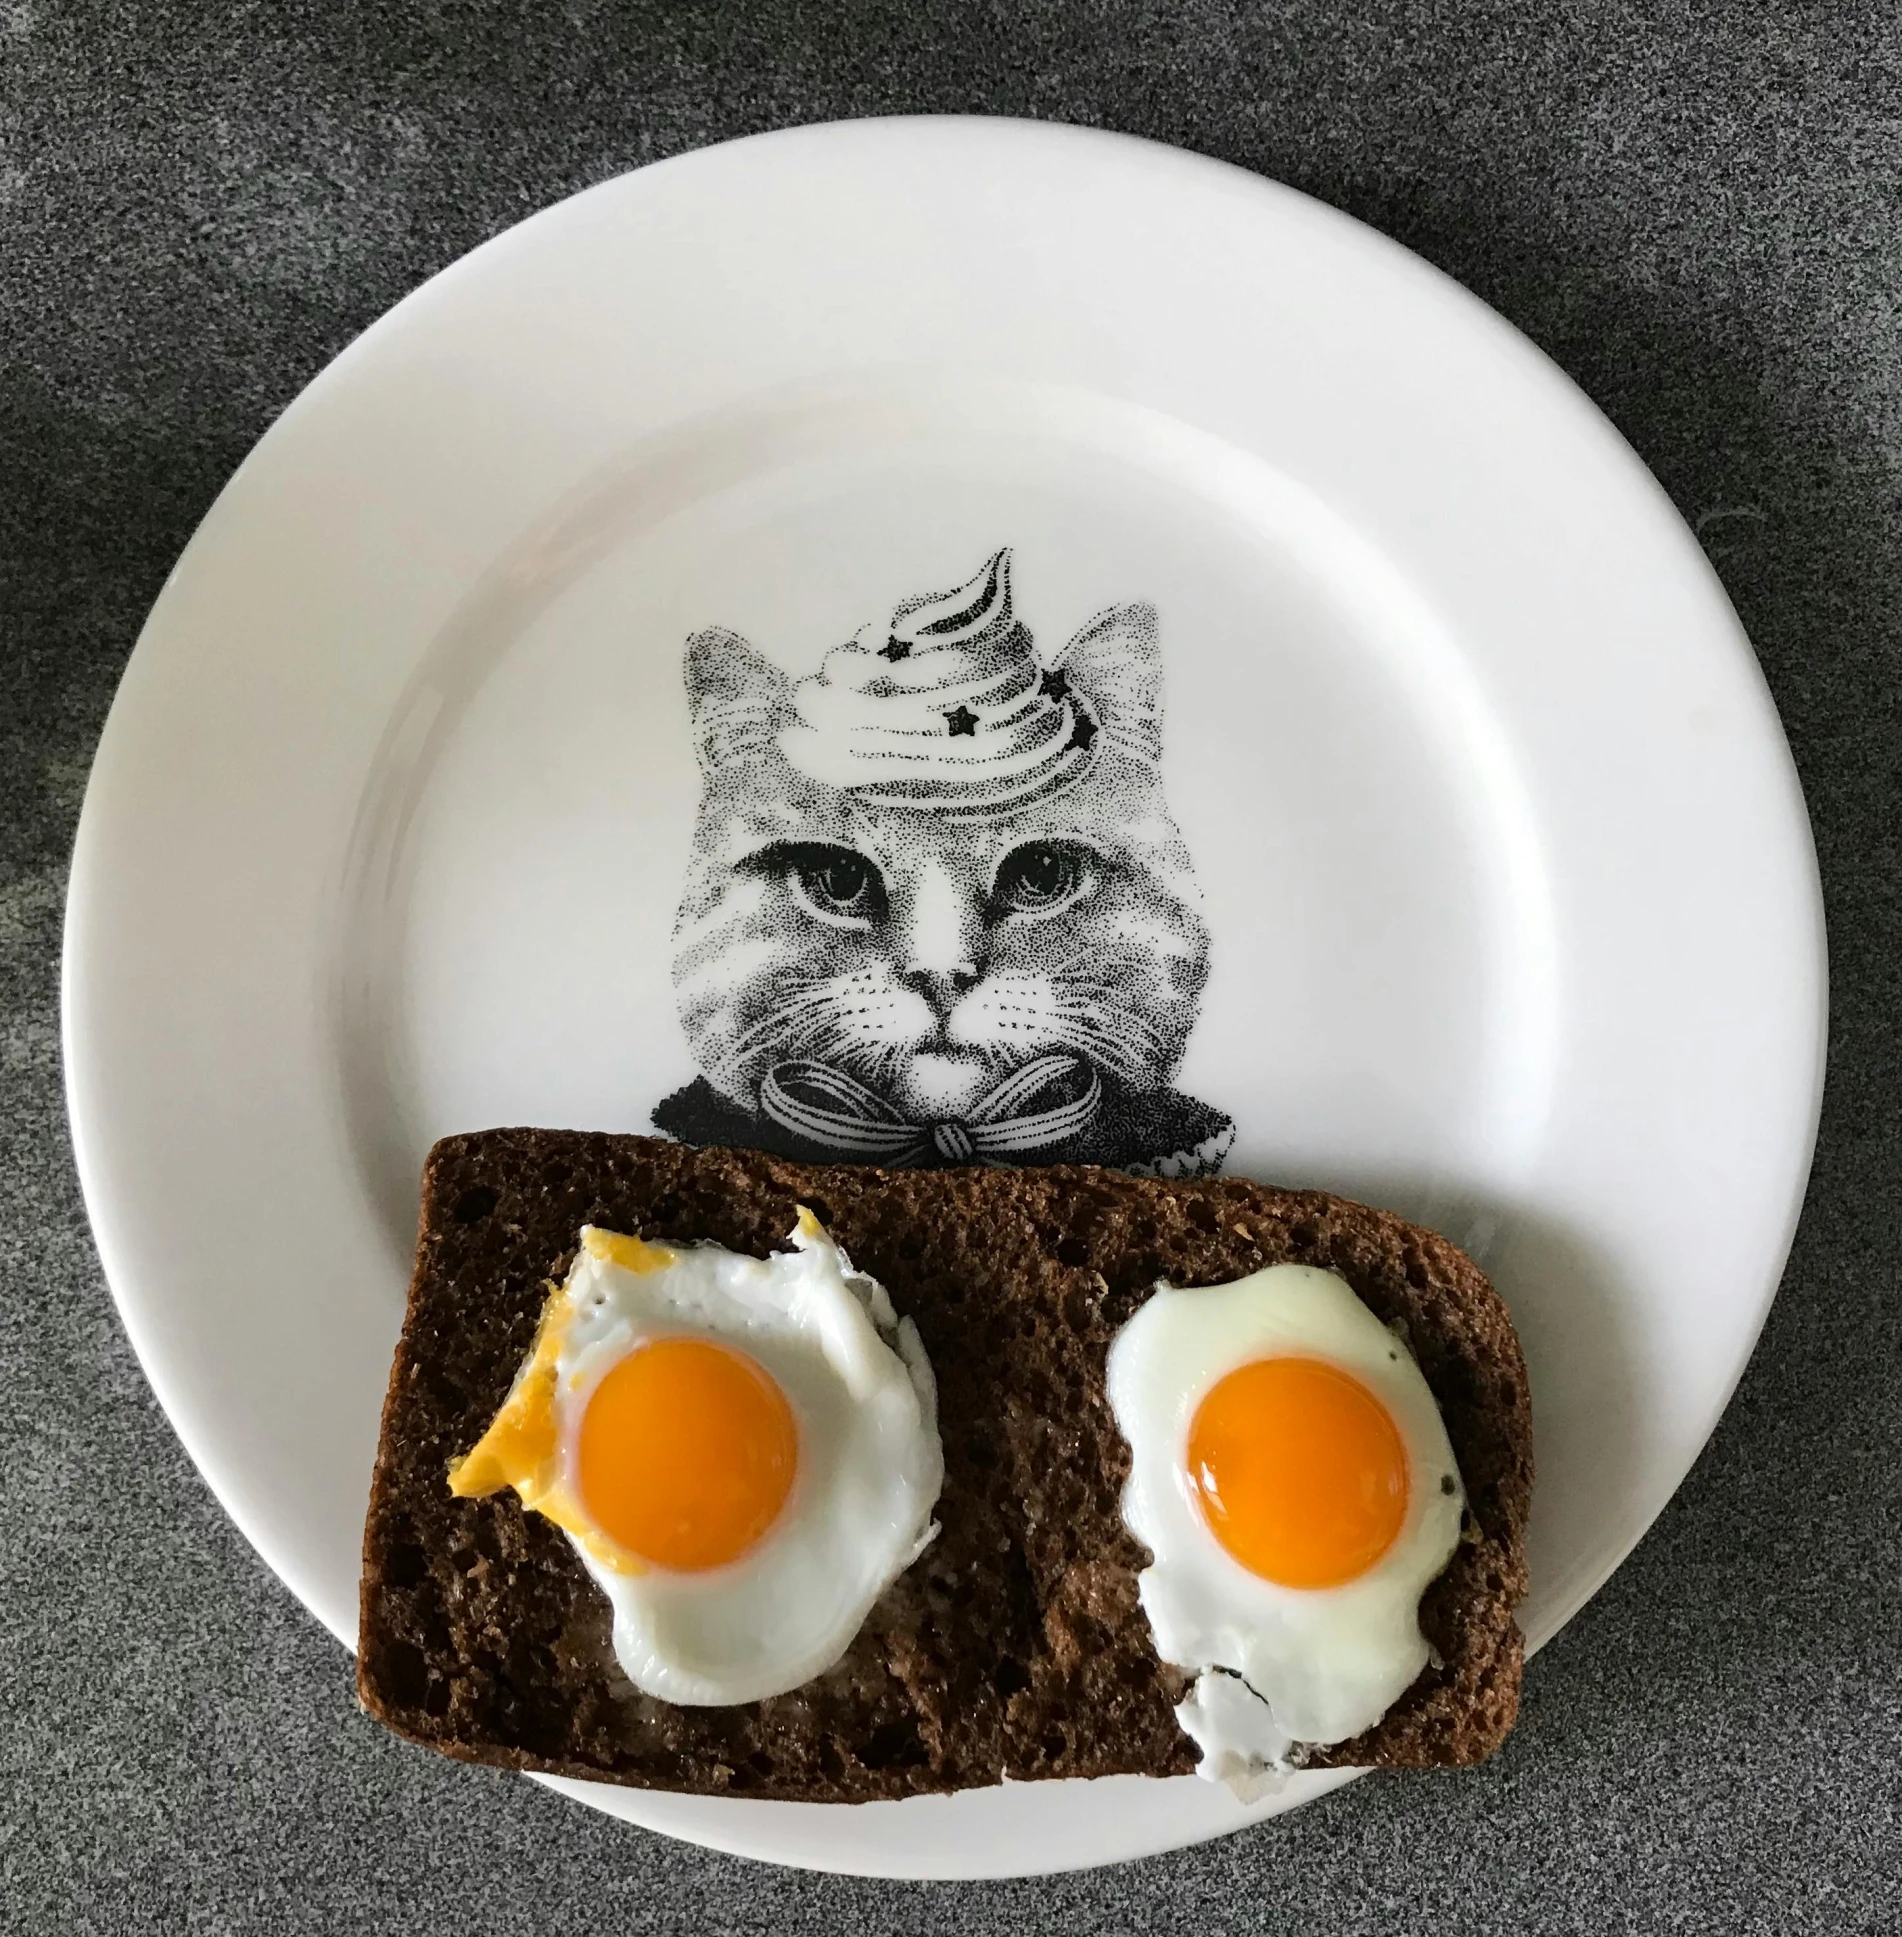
652,548,1234,1177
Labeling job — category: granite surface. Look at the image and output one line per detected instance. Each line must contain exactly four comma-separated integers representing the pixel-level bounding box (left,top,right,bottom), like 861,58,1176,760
4,1,1900,1929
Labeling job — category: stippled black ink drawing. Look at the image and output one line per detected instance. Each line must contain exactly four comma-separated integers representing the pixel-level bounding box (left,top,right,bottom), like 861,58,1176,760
652,548,1234,1176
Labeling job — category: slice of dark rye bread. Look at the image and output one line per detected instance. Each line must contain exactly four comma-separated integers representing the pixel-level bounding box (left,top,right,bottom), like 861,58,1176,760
359,1131,1532,1802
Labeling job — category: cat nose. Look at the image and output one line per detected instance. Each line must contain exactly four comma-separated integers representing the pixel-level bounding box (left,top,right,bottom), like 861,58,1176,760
902,963,979,1020
894,859,985,1020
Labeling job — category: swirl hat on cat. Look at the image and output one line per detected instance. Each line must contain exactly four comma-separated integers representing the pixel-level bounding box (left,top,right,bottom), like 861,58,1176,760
777,549,1099,817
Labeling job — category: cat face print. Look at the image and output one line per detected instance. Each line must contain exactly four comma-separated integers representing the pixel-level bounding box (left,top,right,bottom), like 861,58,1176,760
652,550,1234,1177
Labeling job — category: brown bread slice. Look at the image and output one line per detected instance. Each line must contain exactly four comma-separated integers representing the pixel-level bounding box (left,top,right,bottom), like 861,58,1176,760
358,1131,1532,1801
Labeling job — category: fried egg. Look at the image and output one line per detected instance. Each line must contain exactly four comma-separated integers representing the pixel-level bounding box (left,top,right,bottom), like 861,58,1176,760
1106,1264,1465,1796
449,1212,943,1706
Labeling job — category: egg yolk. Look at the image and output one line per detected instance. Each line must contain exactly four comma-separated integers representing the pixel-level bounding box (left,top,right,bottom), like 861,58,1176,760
1186,1357,1409,1588
578,1337,798,1573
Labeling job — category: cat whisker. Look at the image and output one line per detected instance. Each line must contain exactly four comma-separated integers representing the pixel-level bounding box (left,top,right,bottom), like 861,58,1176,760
1054,995,1165,1052
705,979,864,1090
1028,1016,1142,1084
1040,971,1160,1009
722,984,846,1055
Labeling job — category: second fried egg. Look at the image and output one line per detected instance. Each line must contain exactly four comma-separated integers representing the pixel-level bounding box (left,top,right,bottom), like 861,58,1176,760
1107,1264,1465,1793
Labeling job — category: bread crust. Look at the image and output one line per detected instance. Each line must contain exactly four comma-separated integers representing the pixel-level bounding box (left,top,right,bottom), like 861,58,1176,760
358,1132,1531,1800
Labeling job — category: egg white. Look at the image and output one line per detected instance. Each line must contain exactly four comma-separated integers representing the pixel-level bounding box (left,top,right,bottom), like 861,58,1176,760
1106,1264,1465,1793
466,1213,943,1707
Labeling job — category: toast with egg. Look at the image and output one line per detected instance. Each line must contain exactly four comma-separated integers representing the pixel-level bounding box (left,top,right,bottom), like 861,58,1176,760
359,1131,1530,1799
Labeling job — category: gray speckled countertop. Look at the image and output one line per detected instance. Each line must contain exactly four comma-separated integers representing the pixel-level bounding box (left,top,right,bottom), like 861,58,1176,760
5,2,1900,1929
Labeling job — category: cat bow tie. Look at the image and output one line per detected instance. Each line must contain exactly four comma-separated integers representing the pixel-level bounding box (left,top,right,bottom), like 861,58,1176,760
759,1054,1101,1165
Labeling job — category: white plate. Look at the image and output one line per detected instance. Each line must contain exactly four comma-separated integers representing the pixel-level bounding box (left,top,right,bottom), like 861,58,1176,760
63,117,1824,1879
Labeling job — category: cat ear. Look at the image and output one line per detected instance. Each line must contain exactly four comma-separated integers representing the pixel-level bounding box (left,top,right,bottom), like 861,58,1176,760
1053,602,1163,764
684,628,793,774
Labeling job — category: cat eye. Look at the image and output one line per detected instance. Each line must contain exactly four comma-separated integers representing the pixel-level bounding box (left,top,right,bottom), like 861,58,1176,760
747,841,890,926
991,841,1095,918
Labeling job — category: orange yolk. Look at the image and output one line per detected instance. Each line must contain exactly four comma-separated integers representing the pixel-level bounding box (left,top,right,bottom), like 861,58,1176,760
578,1337,798,1573
1186,1357,1409,1588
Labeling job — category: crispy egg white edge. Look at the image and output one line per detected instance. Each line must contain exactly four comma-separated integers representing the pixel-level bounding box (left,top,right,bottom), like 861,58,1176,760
546,1217,945,1707
1105,1264,1466,1771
